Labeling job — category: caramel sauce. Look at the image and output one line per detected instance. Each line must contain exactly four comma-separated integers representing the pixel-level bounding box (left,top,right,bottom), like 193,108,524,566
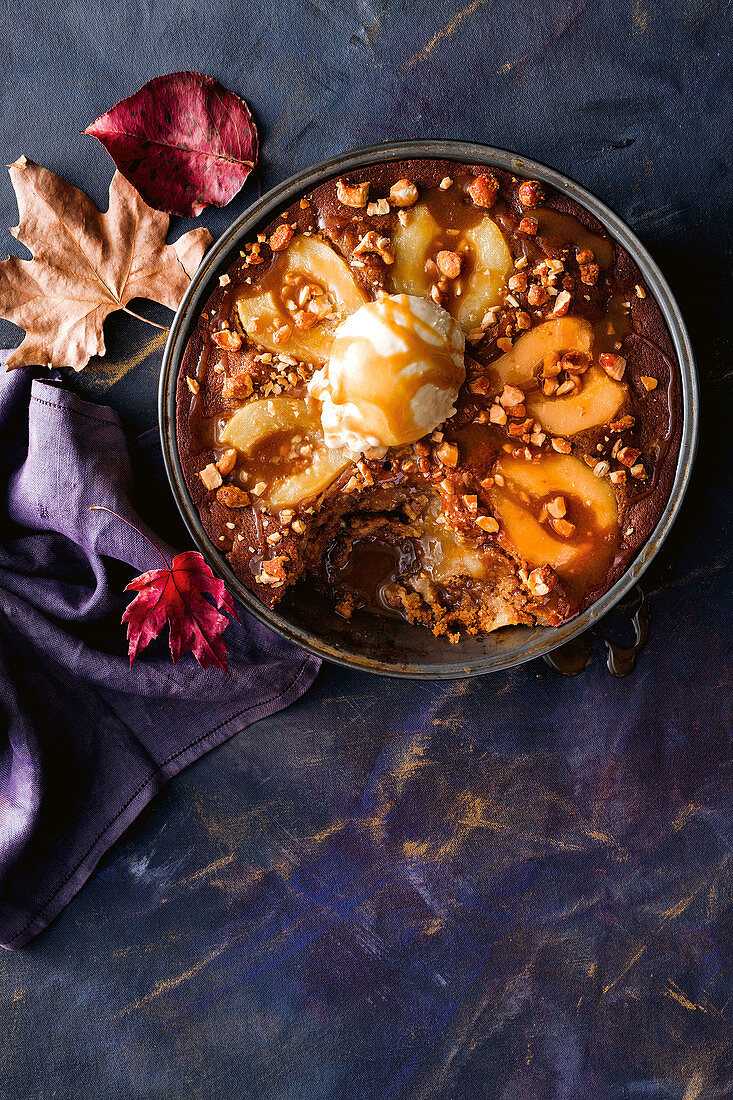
544,586,650,677
326,536,419,616
532,207,615,269
328,295,464,446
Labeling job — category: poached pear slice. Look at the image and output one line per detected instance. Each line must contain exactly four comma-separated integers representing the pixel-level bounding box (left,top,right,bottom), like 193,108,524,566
236,236,368,364
220,397,352,509
490,317,627,436
490,451,619,578
390,202,512,333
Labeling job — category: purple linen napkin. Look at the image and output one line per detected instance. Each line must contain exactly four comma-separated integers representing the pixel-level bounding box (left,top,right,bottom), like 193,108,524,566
0,358,320,949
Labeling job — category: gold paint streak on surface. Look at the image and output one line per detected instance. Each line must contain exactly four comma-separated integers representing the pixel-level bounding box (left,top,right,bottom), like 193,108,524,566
665,981,700,1013
84,330,168,392
406,0,492,68
118,941,230,1017
171,852,236,888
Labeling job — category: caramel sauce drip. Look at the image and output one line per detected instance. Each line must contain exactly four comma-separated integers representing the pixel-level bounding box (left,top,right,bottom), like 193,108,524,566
328,295,464,445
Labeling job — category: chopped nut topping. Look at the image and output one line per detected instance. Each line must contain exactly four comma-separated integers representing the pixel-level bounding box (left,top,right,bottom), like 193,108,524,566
256,557,288,586
609,414,635,432
211,329,243,351
467,173,499,208
599,353,627,381
635,284,646,299
552,517,576,538
269,223,295,251
222,372,253,400
608,469,627,485
518,217,538,236
251,481,267,496
630,462,647,479
593,460,610,478
353,230,395,264
436,250,463,279
436,442,459,467
552,289,572,316
216,448,237,476
291,519,305,534
551,437,572,454
367,198,391,216
617,445,641,468
272,323,293,345
216,485,250,508
462,494,478,513
469,375,491,395
439,176,453,190
527,284,548,306
336,177,369,207
489,404,508,426
199,463,222,491
546,496,567,519
476,514,499,533
508,271,527,293
389,179,419,207
219,273,231,287
527,565,556,597
517,180,544,207
641,375,658,391
186,376,200,395
397,210,410,226
579,263,599,286
499,384,525,408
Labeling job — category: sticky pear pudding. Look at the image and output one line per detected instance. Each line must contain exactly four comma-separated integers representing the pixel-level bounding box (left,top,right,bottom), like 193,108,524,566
177,160,681,641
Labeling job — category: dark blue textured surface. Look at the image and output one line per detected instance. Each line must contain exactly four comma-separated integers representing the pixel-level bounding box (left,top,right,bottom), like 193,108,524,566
0,0,732,1096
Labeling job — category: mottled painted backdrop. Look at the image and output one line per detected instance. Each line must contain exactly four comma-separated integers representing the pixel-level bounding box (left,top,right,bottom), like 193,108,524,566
0,0,731,1097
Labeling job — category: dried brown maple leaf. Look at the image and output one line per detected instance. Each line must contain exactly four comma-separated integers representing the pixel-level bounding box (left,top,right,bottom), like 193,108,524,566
0,156,212,371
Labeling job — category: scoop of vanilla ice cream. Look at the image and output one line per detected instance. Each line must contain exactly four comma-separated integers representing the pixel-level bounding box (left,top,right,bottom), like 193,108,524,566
308,294,465,456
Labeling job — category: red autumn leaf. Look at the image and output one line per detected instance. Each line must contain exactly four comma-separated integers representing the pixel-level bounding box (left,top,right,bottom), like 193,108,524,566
84,71,258,217
122,549,240,671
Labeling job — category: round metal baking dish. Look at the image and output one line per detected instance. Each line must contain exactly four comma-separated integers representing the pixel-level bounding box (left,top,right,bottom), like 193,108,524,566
159,140,698,679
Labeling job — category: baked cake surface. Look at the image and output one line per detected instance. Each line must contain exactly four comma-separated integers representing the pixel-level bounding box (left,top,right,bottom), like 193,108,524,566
176,159,682,641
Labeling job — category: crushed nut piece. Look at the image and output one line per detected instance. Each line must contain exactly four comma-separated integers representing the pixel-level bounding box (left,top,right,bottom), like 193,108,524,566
219,273,231,287
500,384,525,408
216,448,237,476
199,463,222,491
436,442,459,467
251,481,267,496
552,290,572,316
608,469,627,485
635,284,646,299
547,496,567,519
436,250,463,279
211,329,243,351
476,514,500,533
354,230,395,263
518,180,544,207
599,353,627,381
609,414,635,432
593,460,610,477
216,485,250,508
551,437,572,454
489,404,508,426
367,198,391,216
389,179,419,207
617,445,641,468
552,517,576,538
579,263,599,286
527,284,548,306
439,176,453,190
467,173,499,208
186,376,200,395
336,177,369,207
270,223,295,251
641,375,658,391
630,462,647,479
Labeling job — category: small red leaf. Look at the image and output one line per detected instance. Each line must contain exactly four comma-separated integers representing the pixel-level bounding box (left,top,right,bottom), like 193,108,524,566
122,549,240,671
85,71,258,217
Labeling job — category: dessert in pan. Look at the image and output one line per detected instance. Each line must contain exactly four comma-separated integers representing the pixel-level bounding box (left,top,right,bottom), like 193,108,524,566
177,159,681,642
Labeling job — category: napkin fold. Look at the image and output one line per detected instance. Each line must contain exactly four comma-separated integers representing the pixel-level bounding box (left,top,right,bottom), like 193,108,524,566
0,360,320,949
